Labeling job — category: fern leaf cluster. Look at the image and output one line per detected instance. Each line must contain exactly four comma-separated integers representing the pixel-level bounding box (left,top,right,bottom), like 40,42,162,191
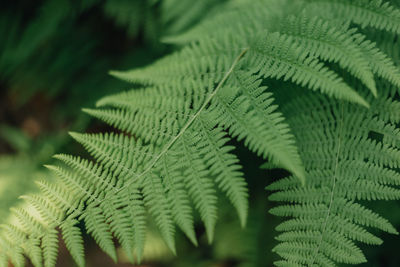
268,86,400,265
2,0,400,266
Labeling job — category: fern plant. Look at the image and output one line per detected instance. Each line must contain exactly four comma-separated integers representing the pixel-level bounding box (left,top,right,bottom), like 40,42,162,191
2,0,400,266
267,84,400,266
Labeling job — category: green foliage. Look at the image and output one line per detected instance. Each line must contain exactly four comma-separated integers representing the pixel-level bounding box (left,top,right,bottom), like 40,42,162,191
1,0,400,266
267,85,400,265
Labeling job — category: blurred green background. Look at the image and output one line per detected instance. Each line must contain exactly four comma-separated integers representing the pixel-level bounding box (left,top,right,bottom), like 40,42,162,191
0,1,399,266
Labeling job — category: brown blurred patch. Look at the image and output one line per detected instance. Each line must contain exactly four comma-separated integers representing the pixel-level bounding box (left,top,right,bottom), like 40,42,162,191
22,117,41,138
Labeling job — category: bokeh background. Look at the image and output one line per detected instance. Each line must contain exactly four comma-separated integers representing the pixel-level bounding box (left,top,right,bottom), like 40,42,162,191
0,1,399,266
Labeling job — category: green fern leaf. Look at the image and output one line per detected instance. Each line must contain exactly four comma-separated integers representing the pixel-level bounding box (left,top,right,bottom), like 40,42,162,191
160,156,197,245
249,31,369,107
42,229,58,267
268,85,400,265
142,173,176,253
60,219,85,267
305,0,400,34
277,15,377,96
82,207,117,262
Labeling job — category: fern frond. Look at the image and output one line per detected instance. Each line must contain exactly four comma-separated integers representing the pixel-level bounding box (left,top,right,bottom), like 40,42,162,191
178,132,218,243
119,187,147,262
19,195,62,228
211,73,304,181
195,120,248,227
277,15,377,96
26,238,43,267
160,156,197,245
268,85,400,265
142,173,176,254
249,31,369,107
162,0,291,44
0,226,31,267
305,0,400,34
10,207,45,237
0,236,25,267
82,207,117,262
102,193,136,262
60,219,85,267
42,229,58,267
